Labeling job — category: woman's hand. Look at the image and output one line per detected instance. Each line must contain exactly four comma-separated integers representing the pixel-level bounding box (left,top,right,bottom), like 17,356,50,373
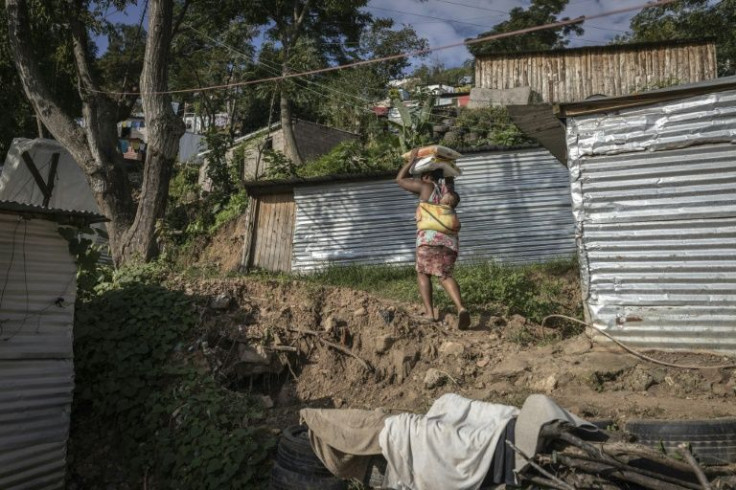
396,149,424,194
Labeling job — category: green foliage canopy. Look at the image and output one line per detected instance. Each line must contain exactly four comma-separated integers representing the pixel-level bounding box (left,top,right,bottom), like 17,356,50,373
0,1,80,157
619,0,736,76
466,0,583,57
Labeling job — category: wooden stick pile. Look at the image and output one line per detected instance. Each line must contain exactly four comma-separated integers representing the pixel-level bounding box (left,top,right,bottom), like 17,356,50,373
511,422,736,490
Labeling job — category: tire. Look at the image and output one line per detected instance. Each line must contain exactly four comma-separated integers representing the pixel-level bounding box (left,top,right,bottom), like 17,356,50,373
626,418,736,465
276,425,333,477
588,418,615,431
364,455,387,488
270,462,347,490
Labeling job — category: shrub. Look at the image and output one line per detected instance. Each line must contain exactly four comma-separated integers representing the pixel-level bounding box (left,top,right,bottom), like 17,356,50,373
72,266,274,488
453,107,531,148
298,140,402,178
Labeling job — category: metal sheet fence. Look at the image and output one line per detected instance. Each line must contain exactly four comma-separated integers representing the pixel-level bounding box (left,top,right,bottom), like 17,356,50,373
0,215,76,488
568,90,736,351
0,216,77,359
292,149,575,272
0,360,73,489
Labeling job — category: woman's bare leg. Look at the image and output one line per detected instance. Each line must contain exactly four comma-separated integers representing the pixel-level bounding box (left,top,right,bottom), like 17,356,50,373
417,272,434,319
441,276,470,329
440,276,464,312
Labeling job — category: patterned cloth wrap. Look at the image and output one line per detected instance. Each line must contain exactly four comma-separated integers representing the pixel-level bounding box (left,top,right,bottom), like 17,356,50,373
416,181,459,279
416,202,460,235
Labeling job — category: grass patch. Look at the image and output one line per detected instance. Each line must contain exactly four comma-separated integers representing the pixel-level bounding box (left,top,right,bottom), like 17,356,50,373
305,264,419,304
302,257,583,325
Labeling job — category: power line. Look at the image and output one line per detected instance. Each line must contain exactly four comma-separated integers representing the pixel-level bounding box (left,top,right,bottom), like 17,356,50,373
183,24,383,107
183,26,515,134
90,0,677,97
585,24,630,34
430,0,512,15
365,5,500,29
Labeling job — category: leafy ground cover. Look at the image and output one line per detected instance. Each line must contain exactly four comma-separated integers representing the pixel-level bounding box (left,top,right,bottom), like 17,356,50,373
68,265,274,489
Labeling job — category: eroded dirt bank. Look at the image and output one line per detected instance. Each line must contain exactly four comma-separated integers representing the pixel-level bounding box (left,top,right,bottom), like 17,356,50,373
177,277,736,426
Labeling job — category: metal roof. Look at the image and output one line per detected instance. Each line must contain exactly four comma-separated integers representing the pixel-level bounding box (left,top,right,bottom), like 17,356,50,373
0,200,107,225
557,75,736,117
507,104,567,164
509,77,736,164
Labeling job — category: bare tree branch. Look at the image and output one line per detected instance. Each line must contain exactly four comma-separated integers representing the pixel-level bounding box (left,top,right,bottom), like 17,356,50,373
5,0,95,173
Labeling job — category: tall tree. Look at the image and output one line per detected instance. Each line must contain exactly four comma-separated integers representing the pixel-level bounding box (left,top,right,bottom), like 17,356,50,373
168,0,259,137
250,1,372,165
359,18,428,82
620,0,735,76
466,0,583,57
5,0,184,265
0,2,79,157
313,20,428,134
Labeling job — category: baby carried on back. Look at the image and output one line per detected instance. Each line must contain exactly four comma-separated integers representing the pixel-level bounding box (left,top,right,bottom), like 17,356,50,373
416,188,461,235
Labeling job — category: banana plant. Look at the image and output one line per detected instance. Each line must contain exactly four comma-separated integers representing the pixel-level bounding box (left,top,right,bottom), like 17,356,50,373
388,93,435,153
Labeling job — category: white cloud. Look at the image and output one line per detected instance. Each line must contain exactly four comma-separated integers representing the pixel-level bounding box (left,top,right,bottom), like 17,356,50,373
365,0,647,69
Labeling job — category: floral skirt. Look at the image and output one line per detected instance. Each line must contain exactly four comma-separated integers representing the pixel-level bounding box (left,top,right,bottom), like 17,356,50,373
416,245,457,279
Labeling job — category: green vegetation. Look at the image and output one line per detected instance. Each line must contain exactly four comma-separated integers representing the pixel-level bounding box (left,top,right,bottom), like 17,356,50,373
72,265,273,489
306,257,582,325
299,140,401,177
451,107,531,148
620,0,736,77
467,0,583,56
163,146,249,265
388,94,435,153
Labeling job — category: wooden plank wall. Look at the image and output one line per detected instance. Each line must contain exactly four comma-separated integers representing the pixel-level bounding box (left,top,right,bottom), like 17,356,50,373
476,42,717,103
248,192,295,272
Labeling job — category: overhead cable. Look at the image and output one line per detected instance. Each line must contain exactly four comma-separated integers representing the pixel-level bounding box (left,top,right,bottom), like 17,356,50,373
89,0,676,97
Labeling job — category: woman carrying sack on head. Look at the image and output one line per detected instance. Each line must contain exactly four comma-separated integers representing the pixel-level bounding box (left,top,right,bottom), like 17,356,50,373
396,148,470,330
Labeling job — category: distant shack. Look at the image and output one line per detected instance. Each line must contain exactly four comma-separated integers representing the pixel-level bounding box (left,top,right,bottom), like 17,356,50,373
475,39,717,104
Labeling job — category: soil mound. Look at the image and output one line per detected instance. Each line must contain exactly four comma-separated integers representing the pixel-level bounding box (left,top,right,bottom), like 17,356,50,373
175,276,736,428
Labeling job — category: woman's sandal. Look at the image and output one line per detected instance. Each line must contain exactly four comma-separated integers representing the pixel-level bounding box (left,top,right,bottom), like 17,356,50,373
457,309,470,330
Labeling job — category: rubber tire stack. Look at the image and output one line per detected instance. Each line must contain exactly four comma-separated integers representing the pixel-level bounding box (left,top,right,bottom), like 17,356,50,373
270,425,348,490
626,418,736,465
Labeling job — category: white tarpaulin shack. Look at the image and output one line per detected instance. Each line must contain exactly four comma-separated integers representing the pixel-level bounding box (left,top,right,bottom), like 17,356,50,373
0,138,110,262
512,76,736,352
0,200,105,489
0,138,98,213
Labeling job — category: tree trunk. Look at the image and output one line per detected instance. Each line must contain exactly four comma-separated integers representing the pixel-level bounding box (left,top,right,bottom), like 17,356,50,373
5,0,182,267
119,0,184,263
6,0,137,265
279,90,302,165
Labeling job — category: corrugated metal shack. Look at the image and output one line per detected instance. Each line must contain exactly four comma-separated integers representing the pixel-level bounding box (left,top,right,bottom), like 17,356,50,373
556,76,736,352
243,148,576,273
475,39,717,104
0,201,105,489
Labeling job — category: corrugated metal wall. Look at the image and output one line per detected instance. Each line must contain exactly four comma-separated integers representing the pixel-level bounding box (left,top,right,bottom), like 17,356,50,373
476,41,716,103
567,89,736,352
0,215,77,489
292,149,575,271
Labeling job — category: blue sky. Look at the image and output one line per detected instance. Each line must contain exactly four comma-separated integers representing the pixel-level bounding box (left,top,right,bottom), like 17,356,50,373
94,0,640,69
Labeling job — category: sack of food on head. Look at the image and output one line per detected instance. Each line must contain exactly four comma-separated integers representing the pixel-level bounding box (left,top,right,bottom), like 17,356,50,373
402,144,462,162
410,155,462,177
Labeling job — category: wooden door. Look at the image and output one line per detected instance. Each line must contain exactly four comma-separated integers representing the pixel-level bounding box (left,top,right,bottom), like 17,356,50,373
248,192,295,272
